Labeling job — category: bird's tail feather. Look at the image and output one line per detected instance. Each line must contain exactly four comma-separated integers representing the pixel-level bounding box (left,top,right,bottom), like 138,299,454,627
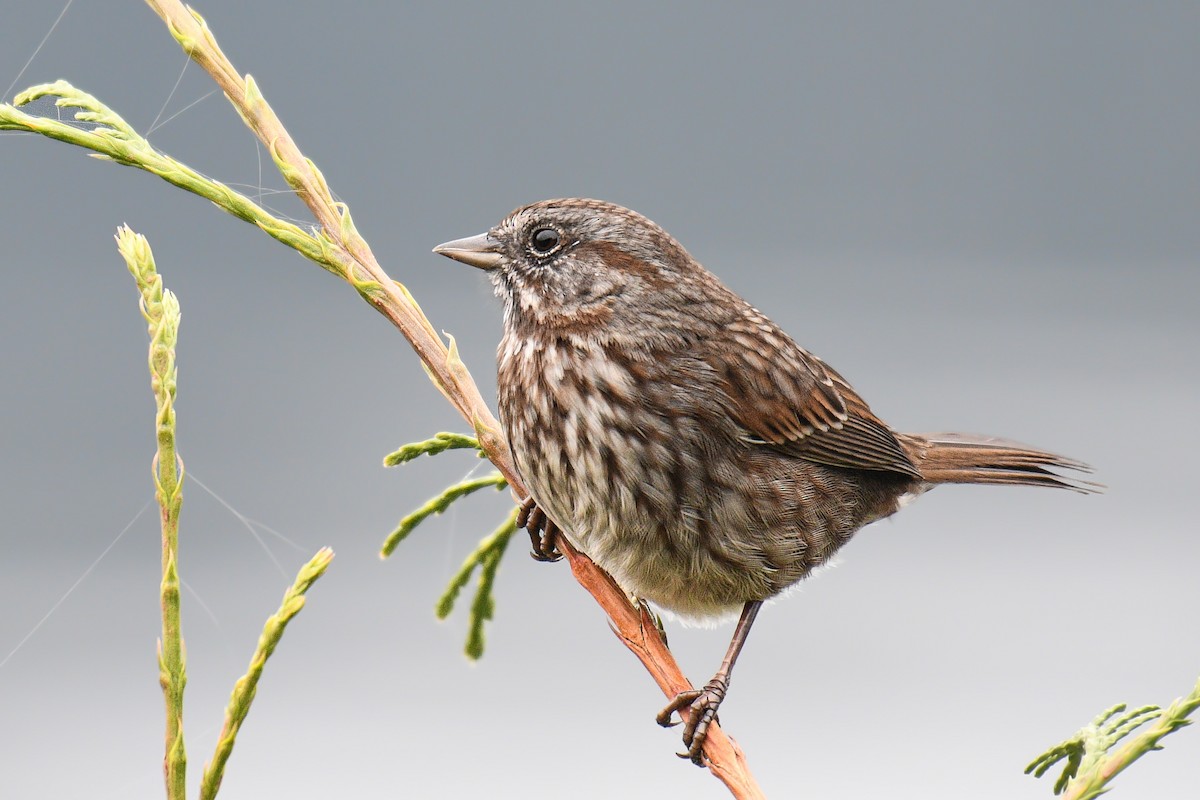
900,432,1103,493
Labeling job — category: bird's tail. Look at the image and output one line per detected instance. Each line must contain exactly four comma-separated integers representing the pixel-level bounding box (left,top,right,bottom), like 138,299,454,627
900,432,1103,493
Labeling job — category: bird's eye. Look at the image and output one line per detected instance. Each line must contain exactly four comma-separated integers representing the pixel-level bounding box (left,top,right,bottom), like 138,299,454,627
530,227,561,254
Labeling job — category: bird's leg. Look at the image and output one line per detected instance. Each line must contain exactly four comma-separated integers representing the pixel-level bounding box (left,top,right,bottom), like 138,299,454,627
639,599,669,647
656,600,763,766
516,495,562,562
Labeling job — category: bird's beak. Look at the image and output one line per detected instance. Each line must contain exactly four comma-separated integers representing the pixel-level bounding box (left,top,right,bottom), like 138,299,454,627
432,232,503,270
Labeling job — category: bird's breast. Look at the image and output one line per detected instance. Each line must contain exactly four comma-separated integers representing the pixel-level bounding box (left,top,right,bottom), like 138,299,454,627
497,333,675,532
495,332,803,619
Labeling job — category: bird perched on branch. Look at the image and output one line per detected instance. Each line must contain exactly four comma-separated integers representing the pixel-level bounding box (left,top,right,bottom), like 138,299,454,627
435,198,1099,765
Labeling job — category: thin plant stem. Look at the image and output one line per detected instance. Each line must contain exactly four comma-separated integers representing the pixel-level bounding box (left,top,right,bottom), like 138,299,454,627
382,432,485,466
380,472,507,557
117,226,187,800
199,547,334,800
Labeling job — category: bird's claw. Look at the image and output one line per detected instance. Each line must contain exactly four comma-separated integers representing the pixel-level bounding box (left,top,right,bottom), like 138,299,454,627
656,689,701,727
517,496,562,562
656,678,728,766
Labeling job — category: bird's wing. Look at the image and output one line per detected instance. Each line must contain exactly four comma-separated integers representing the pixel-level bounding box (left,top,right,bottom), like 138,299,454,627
711,314,921,477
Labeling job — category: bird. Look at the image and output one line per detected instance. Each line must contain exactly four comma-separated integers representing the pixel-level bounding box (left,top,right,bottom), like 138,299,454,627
433,198,1099,765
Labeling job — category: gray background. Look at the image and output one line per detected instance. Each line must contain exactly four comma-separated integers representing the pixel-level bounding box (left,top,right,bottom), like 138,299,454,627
2,2,1197,798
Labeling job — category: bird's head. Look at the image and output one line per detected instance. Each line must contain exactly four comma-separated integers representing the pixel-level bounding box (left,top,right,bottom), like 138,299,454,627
434,198,711,333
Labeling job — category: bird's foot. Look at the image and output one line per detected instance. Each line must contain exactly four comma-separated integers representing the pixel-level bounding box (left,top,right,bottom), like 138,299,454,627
656,676,729,766
516,496,562,562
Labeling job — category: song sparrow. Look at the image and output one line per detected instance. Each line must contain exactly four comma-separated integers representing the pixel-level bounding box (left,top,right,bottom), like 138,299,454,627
434,198,1098,765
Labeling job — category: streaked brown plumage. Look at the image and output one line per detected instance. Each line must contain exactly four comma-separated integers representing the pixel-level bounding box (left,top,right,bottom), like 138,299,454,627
434,198,1098,764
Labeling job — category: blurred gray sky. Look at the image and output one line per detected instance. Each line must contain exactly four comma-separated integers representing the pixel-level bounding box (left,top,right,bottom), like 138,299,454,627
1,2,1197,798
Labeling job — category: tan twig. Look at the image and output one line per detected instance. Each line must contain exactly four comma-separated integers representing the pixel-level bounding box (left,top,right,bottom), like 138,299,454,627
138,2,762,794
